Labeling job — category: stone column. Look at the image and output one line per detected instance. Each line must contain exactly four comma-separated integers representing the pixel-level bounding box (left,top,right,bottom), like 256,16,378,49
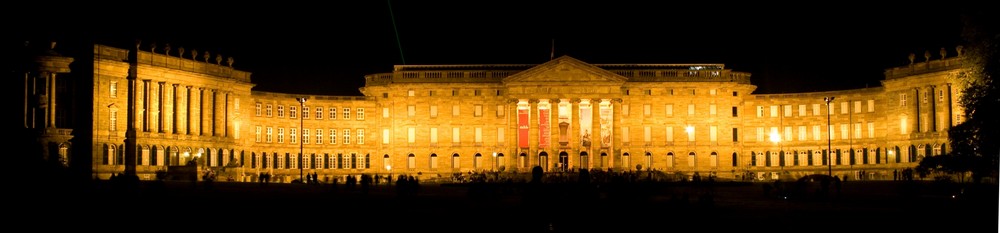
913,88,920,133
47,72,56,128
172,84,179,134
929,85,936,132
158,82,166,133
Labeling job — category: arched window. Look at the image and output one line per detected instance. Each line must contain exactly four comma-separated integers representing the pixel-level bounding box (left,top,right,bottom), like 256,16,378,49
452,153,461,169
518,153,527,169
474,153,483,169
622,152,631,170
430,153,439,169
497,153,506,170
667,152,675,168
539,152,549,171
709,152,718,167
687,152,696,168
383,154,391,170
600,152,608,168
558,152,569,171
578,152,588,170
407,154,415,169
731,152,738,167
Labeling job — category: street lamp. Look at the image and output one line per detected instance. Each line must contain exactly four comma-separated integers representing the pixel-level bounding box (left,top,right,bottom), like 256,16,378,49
297,97,307,183
824,96,835,176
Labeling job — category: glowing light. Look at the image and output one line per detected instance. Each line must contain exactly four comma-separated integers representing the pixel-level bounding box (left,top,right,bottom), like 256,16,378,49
769,131,781,143
684,125,694,134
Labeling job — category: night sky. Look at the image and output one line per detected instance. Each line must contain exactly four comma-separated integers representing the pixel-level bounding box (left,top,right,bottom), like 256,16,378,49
9,2,979,96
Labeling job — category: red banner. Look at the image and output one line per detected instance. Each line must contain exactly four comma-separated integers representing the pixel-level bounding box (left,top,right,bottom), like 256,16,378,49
539,108,551,148
518,108,529,148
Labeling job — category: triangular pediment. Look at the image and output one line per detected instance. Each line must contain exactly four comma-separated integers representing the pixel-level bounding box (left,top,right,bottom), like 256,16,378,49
503,56,627,84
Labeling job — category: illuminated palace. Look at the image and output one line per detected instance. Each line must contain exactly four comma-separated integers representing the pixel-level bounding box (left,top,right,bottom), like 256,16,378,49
19,42,964,182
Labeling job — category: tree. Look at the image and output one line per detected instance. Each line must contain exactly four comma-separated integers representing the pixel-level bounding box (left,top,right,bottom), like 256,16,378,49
926,7,1000,183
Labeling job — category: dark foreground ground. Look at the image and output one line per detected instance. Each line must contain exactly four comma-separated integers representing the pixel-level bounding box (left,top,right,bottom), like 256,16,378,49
12,179,998,232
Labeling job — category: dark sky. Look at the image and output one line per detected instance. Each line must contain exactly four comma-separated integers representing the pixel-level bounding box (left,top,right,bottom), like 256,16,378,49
10,2,980,96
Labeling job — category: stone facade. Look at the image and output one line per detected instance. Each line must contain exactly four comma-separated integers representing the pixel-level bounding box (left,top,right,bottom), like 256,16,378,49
19,43,963,182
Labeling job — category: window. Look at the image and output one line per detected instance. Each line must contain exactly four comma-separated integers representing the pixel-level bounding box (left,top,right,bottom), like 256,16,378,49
900,116,908,135
812,104,820,116
666,127,674,142
255,103,262,116
938,90,944,102
687,126,695,142
330,107,337,119
840,124,848,140
316,129,323,144
302,129,309,144
770,106,778,117
900,93,907,107
255,126,261,142
622,127,630,143
430,154,438,169
496,105,505,117
867,99,875,112
853,123,862,139
383,107,390,118
709,125,717,142
644,89,652,95
798,126,807,141
688,152,696,167
784,126,792,141
474,105,483,117
407,154,415,169
687,104,695,115
278,105,286,118
357,129,364,144
383,128,390,144
302,107,309,119
408,127,416,143
756,127,764,142
497,127,505,144
784,105,792,117
710,89,717,95
290,128,296,143
343,129,350,144
666,104,673,116
430,105,438,118
330,129,337,144
408,105,416,117
732,91,738,96
453,105,460,116
266,104,273,117
798,105,806,116
277,128,285,143
643,126,651,143
475,127,482,143
452,89,458,96
109,109,118,131
643,104,651,116
357,108,364,120
732,106,738,117
813,125,821,141
343,108,350,119
110,81,118,98
430,128,438,143
853,101,862,113
316,107,323,119
732,128,739,142
756,106,763,117
474,90,481,96
623,105,629,115
452,127,460,143
452,154,460,169
266,127,273,143
709,104,716,115
840,102,848,114
407,90,415,96
867,122,875,138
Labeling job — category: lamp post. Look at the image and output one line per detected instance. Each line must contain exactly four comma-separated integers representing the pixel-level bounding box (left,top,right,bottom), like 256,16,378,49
297,97,307,183
824,96,835,176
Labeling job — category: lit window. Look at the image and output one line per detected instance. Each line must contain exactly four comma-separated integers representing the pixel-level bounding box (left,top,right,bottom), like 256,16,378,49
316,129,323,144
266,104,273,117
316,107,323,119
343,129,350,144
303,129,309,144
357,129,364,144
277,128,285,143
290,106,297,119
330,107,337,119
343,108,350,119
255,103,262,116
357,108,364,120
302,107,309,119
110,81,118,98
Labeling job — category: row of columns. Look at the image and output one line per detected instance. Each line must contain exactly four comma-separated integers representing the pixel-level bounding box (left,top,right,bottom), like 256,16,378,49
133,80,231,138
912,84,953,133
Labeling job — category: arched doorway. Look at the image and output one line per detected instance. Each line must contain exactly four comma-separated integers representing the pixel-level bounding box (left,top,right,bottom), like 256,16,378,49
539,152,549,171
558,151,569,171
579,152,589,170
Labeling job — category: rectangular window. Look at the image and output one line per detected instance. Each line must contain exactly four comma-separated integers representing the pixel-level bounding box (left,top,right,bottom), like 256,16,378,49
840,102,848,114
784,126,792,141
431,128,438,143
302,129,309,144
622,127,630,143
666,104,673,116
357,129,364,144
867,99,875,112
867,122,875,138
900,93,907,107
496,105,505,117
756,127,764,142
279,105,286,118
316,107,323,119
770,106,778,117
623,104,629,116
407,90,415,96
732,106,738,117
812,104,820,116
343,108,350,119
854,123,862,139
732,128,739,142
343,129,350,144
383,128,390,144
474,90,481,96
840,124,849,140
110,109,118,131
853,101,862,113
330,107,337,119
266,127,273,143
266,104,273,117
330,129,337,144
666,127,674,142
497,127,505,143
643,104,651,116
798,104,806,116
710,89,717,95
452,105,460,116
474,105,483,117
290,128,296,143
302,107,309,119
383,107,390,118
644,126,651,143
687,126,695,142
784,105,792,117
430,105,438,118
316,129,323,144
452,127,460,143
110,81,118,98
709,104,717,115
756,106,764,117
798,126,807,141
688,104,695,115
813,125,821,141
408,105,416,117
278,128,285,143
255,103,261,116
408,127,416,143
452,89,458,96
709,125,718,142
475,127,482,143
255,126,262,142
357,108,364,120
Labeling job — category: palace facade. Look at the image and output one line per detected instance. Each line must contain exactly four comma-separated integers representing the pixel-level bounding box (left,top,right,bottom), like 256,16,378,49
18,42,964,182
